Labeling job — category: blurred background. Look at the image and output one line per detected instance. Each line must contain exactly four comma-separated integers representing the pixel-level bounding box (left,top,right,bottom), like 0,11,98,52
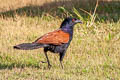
0,0,120,22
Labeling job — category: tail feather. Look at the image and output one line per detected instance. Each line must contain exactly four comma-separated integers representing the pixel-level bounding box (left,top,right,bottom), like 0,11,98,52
13,43,48,50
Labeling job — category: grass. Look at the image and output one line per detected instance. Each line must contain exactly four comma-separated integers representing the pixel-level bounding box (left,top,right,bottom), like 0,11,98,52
0,0,120,80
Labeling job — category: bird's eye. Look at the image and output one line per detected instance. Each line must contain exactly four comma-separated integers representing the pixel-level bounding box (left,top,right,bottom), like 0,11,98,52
72,19,75,22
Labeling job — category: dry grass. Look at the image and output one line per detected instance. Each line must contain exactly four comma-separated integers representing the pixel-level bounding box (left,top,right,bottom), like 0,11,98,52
0,0,120,80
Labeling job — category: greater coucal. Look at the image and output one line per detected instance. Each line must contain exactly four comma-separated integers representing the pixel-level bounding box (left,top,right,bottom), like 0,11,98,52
14,17,82,69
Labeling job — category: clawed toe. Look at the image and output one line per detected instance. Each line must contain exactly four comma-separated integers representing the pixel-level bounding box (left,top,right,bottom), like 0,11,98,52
40,61,47,63
48,64,52,69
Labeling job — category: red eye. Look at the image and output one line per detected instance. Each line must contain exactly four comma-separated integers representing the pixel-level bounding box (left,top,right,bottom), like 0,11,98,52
72,19,75,22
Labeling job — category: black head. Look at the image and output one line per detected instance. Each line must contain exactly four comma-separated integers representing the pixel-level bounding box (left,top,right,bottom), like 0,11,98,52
60,17,82,29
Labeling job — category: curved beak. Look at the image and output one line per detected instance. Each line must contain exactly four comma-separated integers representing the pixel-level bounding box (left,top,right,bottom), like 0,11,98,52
75,19,83,24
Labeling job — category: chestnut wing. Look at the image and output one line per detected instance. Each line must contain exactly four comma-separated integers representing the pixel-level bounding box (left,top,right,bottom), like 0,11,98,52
34,30,70,45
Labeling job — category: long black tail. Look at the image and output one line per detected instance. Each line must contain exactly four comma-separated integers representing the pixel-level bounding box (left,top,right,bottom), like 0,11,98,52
13,43,48,50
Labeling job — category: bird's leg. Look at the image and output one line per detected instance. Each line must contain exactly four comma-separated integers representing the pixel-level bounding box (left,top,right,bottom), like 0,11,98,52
60,61,63,69
44,51,51,69
59,52,65,69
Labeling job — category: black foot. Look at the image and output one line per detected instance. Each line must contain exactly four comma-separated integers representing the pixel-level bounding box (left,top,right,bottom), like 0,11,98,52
40,61,47,63
48,64,52,69
60,61,64,69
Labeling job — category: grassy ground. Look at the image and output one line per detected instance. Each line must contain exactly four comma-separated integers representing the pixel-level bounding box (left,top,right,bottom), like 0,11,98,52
0,0,120,80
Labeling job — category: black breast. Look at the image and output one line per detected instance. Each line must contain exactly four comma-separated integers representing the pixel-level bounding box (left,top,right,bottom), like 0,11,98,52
44,43,69,53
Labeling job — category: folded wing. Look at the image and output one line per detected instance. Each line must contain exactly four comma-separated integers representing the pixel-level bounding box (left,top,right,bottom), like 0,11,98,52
34,29,70,45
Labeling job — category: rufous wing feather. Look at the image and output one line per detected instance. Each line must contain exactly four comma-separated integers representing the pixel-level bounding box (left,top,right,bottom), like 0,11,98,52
34,30,70,45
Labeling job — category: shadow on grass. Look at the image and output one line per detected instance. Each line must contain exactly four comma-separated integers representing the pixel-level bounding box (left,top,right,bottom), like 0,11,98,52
0,63,37,70
0,0,120,22
0,62,46,70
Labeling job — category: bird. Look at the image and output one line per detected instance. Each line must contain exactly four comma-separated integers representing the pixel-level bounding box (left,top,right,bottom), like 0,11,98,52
14,17,82,69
